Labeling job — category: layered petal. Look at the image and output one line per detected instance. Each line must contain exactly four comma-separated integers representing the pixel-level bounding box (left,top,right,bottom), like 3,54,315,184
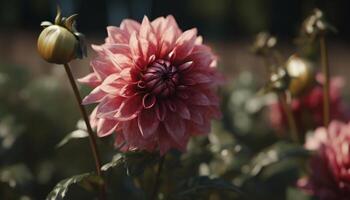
79,15,222,155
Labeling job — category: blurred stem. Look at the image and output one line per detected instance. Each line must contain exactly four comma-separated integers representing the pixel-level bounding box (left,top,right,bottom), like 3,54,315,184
279,92,299,143
320,35,330,127
151,156,165,200
63,63,106,200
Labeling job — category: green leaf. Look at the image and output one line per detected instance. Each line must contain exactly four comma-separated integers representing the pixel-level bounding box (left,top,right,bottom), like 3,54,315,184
56,120,88,148
101,151,159,176
287,187,313,200
0,164,33,188
101,154,123,171
247,141,311,177
123,151,159,176
46,173,102,200
173,176,243,199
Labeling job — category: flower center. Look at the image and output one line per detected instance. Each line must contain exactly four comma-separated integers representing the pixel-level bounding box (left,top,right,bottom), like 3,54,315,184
142,59,179,97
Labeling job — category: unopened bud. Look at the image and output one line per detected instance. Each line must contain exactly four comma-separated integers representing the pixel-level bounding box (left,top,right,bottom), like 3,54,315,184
37,6,87,64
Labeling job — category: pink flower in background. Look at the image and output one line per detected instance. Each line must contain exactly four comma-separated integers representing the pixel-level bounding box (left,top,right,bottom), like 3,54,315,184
298,121,350,200
79,16,222,155
269,75,350,135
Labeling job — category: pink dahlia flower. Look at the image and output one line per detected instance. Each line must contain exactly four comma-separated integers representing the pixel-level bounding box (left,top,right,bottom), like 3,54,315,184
79,16,222,155
298,121,350,200
269,74,350,135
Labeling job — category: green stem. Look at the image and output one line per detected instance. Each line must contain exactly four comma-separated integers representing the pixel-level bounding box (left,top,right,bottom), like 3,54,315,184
151,156,165,200
320,35,330,127
279,92,299,143
63,63,106,200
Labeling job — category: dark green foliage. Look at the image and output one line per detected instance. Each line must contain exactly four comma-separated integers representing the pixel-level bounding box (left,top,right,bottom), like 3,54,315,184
46,173,102,200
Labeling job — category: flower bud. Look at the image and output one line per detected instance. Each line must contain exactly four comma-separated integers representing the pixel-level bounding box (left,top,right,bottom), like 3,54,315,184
38,25,78,64
37,7,86,64
285,55,316,96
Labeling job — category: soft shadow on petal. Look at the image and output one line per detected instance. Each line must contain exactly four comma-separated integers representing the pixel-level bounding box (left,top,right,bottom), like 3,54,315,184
164,112,185,143
97,118,119,137
115,95,142,121
120,19,141,35
138,108,159,138
77,73,101,87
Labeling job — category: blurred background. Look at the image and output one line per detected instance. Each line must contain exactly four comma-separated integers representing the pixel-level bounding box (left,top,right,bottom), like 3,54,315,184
0,0,350,199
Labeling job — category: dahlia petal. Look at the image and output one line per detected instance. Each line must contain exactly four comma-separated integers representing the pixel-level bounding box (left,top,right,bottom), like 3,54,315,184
190,45,215,69
105,51,130,71
204,91,220,105
156,102,167,121
178,61,193,72
142,94,156,109
122,119,141,145
159,124,187,155
177,91,189,99
166,100,176,112
119,83,137,97
165,15,181,36
191,73,212,84
96,96,124,118
148,54,156,63
138,38,157,65
97,118,118,137
115,95,142,121
181,77,196,86
120,19,141,35
123,119,157,151
200,118,212,134
138,108,159,138
150,16,165,34
91,59,118,80
175,100,191,120
106,26,129,44
103,43,131,55
195,36,203,45
77,73,101,87
82,87,106,105
129,32,151,66
114,133,127,150
159,26,178,57
100,74,122,94
190,107,204,124
164,112,185,142
90,107,98,129
159,131,172,156
208,106,222,119
119,68,132,80
190,90,210,105
139,16,158,48
91,44,104,53
173,28,197,61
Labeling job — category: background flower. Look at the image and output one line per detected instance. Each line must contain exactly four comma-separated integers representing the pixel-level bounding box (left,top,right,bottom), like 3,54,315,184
299,121,350,200
269,74,350,135
79,15,222,155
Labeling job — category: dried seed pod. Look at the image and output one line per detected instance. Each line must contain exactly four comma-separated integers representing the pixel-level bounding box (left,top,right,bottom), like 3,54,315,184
252,32,277,56
37,6,86,64
285,55,316,96
301,8,337,38
259,67,291,95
